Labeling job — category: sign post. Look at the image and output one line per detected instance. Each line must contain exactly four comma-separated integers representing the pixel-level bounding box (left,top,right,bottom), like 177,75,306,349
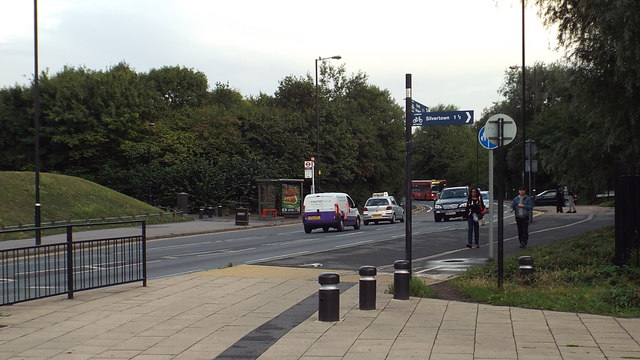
484,114,517,289
405,74,413,273
305,159,315,194
478,126,497,260
407,81,476,275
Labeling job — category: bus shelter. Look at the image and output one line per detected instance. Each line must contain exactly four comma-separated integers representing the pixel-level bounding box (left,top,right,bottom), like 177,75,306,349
256,179,304,219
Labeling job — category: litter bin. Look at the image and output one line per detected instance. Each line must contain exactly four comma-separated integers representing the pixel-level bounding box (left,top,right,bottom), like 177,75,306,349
176,192,188,213
235,207,249,226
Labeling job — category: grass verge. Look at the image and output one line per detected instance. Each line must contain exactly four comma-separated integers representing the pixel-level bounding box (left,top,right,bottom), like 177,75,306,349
448,226,640,317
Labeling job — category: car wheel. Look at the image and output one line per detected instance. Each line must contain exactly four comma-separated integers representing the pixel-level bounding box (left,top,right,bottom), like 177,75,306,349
353,217,361,230
374,221,379,225
390,214,396,224
434,215,442,222
400,213,405,223
444,217,449,222
364,220,369,225
336,218,344,232
304,225,312,234
322,226,329,232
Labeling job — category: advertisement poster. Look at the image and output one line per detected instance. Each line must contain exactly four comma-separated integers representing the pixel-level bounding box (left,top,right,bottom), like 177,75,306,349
281,183,301,214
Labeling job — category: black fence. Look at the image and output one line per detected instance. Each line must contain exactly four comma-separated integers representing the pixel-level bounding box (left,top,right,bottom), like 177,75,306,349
1,221,146,306
615,162,640,266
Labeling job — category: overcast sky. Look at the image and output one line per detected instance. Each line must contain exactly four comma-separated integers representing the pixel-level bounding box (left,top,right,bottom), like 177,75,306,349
1,0,564,116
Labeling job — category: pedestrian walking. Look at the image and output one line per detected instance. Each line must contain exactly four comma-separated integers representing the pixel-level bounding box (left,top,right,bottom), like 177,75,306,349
466,187,486,248
508,186,534,248
555,187,564,213
564,186,577,213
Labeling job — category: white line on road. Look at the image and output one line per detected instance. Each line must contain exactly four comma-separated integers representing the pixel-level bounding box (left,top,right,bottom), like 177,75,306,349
248,251,311,264
148,241,211,251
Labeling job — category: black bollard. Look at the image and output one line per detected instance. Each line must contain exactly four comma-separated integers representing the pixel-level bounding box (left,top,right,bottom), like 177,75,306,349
518,256,534,275
318,273,340,322
359,266,377,310
198,207,204,219
393,260,410,300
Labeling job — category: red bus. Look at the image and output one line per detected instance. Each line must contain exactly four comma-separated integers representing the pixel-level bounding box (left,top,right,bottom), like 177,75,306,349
411,179,447,201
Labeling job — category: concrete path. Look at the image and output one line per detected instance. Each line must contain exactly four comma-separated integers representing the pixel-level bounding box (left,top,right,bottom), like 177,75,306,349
1,264,639,360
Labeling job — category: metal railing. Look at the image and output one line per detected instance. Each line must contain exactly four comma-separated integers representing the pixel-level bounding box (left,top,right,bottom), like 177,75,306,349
1,221,146,306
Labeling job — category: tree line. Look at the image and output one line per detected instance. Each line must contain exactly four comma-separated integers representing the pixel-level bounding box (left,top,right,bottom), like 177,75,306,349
1,0,637,209
0,63,406,210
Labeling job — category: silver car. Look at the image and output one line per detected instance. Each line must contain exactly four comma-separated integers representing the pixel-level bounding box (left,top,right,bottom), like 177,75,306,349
363,195,405,225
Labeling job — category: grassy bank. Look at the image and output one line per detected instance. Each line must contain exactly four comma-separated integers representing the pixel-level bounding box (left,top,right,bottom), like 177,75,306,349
448,226,640,317
0,171,188,238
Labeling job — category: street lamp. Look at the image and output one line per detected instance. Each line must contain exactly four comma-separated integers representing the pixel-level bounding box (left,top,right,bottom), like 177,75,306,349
33,0,42,245
520,0,526,189
314,55,341,193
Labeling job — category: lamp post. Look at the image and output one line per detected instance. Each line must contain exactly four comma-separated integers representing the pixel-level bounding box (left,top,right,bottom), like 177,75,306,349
33,0,42,245
521,0,526,189
315,55,341,193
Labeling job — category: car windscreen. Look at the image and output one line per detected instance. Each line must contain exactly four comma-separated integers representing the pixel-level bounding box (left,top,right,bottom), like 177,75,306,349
440,190,467,199
366,198,390,206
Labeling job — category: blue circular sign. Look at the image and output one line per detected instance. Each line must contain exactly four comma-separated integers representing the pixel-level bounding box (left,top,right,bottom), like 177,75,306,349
478,126,498,150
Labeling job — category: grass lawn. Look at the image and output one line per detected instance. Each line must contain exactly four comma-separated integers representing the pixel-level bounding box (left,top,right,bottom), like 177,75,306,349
449,226,640,317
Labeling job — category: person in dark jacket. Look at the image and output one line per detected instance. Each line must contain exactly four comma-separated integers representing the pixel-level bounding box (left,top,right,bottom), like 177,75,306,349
509,186,534,248
555,187,564,213
465,187,486,248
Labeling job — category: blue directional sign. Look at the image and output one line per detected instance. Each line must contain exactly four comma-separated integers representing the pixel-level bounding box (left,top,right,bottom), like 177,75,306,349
478,126,498,150
411,100,429,113
412,110,474,126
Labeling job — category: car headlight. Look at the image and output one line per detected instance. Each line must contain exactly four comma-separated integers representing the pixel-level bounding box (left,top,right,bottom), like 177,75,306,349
435,204,442,209
458,203,467,208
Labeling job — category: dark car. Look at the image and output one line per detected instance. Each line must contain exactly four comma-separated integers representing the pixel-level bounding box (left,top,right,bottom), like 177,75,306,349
534,189,572,207
433,186,469,222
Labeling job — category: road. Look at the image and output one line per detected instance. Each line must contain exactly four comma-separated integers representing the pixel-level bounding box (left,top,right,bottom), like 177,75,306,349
146,203,614,279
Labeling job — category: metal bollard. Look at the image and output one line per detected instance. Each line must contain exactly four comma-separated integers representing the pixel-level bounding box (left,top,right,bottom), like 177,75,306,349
518,256,534,275
198,207,204,219
393,260,410,300
208,206,213,218
359,266,377,310
318,273,340,322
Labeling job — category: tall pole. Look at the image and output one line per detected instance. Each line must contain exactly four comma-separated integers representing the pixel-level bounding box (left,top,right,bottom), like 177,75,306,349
521,0,526,188
314,55,341,193
497,118,505,289
34,0,42,245
404,74,413,274
315,58,320,192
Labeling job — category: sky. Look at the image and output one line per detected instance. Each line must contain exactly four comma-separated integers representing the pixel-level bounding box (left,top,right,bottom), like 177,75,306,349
0,0,564,116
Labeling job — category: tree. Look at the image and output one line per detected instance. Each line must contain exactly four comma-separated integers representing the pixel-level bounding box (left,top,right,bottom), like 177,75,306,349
535,0,640,163
145,66,209,110
0,85,33,170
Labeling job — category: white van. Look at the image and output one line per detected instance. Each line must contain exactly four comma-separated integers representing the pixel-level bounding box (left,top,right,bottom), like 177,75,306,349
302,192,361,233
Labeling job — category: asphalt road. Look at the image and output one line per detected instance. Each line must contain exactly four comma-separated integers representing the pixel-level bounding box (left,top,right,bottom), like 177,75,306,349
258,206,614,276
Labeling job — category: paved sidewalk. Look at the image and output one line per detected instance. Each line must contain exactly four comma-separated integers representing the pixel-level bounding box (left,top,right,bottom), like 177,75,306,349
1,264,639,360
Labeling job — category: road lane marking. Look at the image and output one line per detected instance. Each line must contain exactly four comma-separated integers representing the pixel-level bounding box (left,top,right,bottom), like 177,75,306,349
248,251,311,264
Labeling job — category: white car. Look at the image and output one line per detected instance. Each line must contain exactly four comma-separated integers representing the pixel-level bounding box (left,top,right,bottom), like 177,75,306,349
362,194,405,225
480,190,490,210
